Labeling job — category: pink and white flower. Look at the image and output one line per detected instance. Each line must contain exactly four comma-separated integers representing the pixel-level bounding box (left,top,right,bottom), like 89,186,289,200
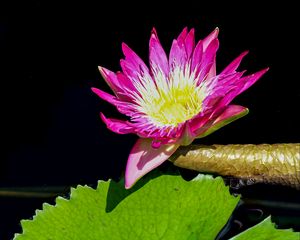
92,27,268,188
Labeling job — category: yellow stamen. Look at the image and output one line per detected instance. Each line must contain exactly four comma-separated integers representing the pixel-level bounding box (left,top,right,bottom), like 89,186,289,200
133,65,206,127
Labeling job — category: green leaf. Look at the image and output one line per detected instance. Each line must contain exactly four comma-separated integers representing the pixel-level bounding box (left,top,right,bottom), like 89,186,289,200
14,172,239,240
14,171,298,239
230,216,299,240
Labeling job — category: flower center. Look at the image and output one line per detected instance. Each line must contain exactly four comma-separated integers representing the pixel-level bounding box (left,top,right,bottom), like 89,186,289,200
148,85,204,126
134,66,206,127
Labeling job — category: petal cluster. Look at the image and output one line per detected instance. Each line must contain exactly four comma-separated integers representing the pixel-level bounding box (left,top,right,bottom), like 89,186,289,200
92,27,268,188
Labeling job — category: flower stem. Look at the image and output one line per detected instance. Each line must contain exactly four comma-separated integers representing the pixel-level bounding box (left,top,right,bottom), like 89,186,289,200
169,144,300,188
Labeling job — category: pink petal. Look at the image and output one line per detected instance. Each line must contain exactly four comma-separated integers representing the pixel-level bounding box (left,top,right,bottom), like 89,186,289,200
203,72,245,100
211,68,268,111
201,38,219,78
203,37,219,57
196,62,215,85
91,87,119,105
206,61,216,80
169,39,187,69
177,27,188,45
125,138,179,189
185,28,195,59
214,105,248,124
193,38,219,83
198,28,219,80
203,27,219,51
221,51,249,75
238,68,269,94
100,113,136,134
122,43,149,73
189,111,212,134
116,72,137,93
195,105,249,138
98,66,121,95
121,43,153,87
191,40,203,71
120,59,139,81
190,72,248,133
174,27,192,63
149,28,169,76
98,67,133,101
91,87,136,116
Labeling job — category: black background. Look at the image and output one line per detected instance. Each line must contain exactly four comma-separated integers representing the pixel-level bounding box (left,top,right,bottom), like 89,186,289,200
1,1,300,239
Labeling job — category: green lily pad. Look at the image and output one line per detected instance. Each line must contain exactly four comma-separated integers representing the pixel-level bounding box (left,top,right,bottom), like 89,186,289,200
230,216,299,240
14,172,238,240
14,171,298,239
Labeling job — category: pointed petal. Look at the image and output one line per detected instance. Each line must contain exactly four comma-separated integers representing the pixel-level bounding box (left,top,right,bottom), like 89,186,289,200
125,138,179,189
195,27,219,80
91,87,136,116
204,34,219,55
169,39,187,69
177,27,188,45
98,66,121,95
214,105,248,123
120,59,139,81
221,51,249,75
211,68,268,111
203,71,245,100
191,40,203,71
201,38,219,78
190,80,248,134
238,68,269,94
193,38,219,83
122,43,149,73
195,105,249,138
203,27,219,50
98,67,134,101
100,113,135,134
169,27,188,68
149,28,169,76
91,87,119,106
116,71,136,93
185,28,195,59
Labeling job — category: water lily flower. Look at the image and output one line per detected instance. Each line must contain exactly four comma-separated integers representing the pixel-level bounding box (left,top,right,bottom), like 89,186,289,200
92,27,268,189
